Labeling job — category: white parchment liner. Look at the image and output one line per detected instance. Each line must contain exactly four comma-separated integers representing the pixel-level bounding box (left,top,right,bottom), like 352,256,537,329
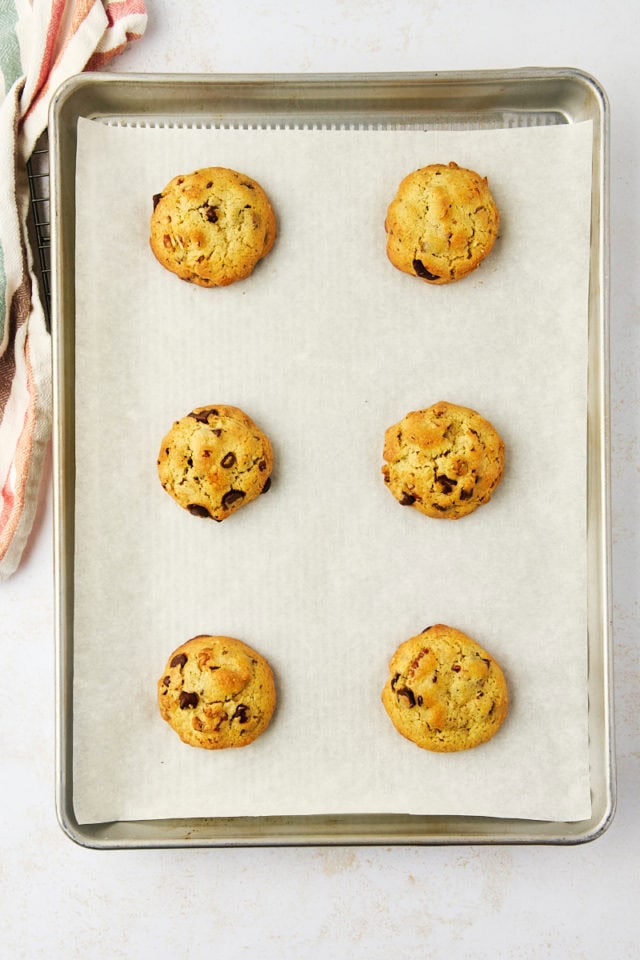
73,117,593,824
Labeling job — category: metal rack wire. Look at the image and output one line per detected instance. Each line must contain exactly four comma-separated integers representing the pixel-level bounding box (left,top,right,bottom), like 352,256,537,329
26,132,51,330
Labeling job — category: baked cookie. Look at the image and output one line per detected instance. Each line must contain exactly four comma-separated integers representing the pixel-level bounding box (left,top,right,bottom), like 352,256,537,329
382,400,505,519
150,166,277,287
385,161,500,284
381,624,508,752
157,404,274,521
158,635,277,749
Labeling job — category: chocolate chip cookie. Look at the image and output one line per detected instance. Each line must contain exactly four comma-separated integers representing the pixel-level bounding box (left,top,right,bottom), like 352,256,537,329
385,161,500,284
150,166,277,286
158,635,277,749
381,624,508,752
382,400,505,519
157,404,274,521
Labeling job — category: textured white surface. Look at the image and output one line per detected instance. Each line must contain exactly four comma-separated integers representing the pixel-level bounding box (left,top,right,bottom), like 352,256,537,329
71,119,592,824
2,1,639,957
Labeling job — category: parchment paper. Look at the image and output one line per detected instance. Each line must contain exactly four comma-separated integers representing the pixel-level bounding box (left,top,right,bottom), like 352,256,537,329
73,116,593,824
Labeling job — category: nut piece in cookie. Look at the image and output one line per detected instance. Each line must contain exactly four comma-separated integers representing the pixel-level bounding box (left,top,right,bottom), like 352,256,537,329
385,161,500,284
157,404,274,521
382,400,505,519
150,166,277,287
381,624,508,752
158,635,277,749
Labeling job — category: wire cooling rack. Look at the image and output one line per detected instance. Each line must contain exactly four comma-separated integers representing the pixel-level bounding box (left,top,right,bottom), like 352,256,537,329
26,132,51,330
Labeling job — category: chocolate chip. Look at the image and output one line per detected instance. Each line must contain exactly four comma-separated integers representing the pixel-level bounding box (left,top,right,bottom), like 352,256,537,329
232,704,250,724
260,476,272,494
412,259,440,281
390,672,400,690
187,504,212,518
396,686,416,707
399,492,416,505
189,408,220,423
452,664,461,673
179,691,199,709
240,181,255,190
206,181,213,188
152,193,162,209
436,474,457,494
432,503,448,512
222,489,245,510
170,653,188,669
417,695,423,706
459,488,473,501
205,205,219,223
162,675,171,686
220,452,236,468
258,460,267,472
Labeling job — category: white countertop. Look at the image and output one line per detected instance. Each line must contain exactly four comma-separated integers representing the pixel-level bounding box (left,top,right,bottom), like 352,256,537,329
3,1,639,957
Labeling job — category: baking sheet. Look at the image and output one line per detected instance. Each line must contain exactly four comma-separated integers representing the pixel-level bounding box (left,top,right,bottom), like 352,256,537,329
72,115,593,825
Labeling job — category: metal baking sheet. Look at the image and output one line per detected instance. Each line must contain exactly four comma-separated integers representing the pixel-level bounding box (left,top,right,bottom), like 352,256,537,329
50,69,614,847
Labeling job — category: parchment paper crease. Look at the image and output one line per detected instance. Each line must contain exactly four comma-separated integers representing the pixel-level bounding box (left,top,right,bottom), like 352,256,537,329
73,117,593,824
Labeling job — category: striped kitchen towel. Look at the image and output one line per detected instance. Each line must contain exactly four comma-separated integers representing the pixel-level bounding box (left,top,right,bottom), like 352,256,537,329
0,1,147,580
